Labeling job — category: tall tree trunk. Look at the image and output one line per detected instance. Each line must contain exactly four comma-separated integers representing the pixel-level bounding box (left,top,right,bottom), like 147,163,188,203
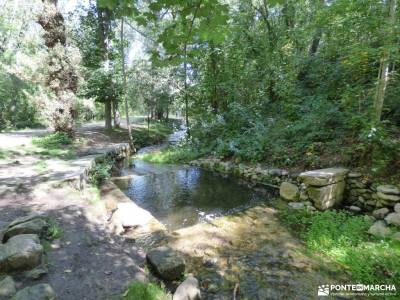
120,17,133,147
105,100,112,130
373,0,397,123
184,44,190,134
113,99,120,128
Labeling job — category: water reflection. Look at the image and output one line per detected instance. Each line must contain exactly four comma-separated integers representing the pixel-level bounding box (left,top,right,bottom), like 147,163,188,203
122,160,269,230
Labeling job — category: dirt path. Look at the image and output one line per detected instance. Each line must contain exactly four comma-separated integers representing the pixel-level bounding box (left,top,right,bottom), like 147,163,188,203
0,122,147,300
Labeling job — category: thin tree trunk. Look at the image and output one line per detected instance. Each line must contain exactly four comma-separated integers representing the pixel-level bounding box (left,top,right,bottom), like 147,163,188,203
184,44,190,135
373,0,397,123
120,17,133,147
105,100,112,130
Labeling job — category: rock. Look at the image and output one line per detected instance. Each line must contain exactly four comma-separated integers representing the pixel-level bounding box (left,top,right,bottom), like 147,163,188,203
11,284,56,300
394,203,400,213
6,215,44,229
384,213,400,226
307,180,346,210
392,232,400,241
110,202,154,234
0,234,43,273
3,218,48,242
24,266,48,280
207,284,218,293
349,206,362,213
376,192,400,202
377,185,400,195
0,276,16,299
347,172,362,178
288,202,305,210
364,215,375,223
279,182,299,201
298,168,349,187
146,246,185,280
173,275,201,300
372,208,390,220
368,221,391,238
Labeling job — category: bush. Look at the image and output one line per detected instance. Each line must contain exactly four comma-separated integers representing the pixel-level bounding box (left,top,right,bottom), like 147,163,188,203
32,132,72,149
278,209,400,286
123,282,170,300
88,159,113,185
139,144,200,164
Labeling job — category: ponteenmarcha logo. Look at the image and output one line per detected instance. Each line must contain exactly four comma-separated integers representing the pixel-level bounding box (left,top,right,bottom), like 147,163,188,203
318,284,397,297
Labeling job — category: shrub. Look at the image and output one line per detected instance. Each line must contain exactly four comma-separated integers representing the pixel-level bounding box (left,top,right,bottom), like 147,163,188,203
123,282,170,300
278,209,400,287
88,159,113,185
32,132,72,149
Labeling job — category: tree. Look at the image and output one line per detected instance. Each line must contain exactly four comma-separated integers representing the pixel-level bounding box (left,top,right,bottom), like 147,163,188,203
37,0,78,136
373,0,397,123
75,2,121,131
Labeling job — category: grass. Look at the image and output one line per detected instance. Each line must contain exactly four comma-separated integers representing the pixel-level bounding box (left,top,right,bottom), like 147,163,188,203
32,132,72,148
279,209,400,287
139,145,200,164
46,218,63,240
34,160,48,173
122,282,170,300
88,157,114,186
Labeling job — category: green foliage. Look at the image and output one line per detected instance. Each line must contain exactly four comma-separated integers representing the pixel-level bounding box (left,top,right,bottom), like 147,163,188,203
131,120,174,147
46,219,63,240
88,158,114,186
32,132,72,149
279,209,400,286
123,281,170,300
139,145,200,164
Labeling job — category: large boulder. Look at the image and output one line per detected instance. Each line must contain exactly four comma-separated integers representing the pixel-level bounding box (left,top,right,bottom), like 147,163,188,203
0,234,43,273
173,275,201,300
0,276,16,299
11,284,56,300
298,168,349,187
385,213,400,226
3,218,48,242
279,182,299,201
146,246,185,281
306,180,346,210
368,221,391,238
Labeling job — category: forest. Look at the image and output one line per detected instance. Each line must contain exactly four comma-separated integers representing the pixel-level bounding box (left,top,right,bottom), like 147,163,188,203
0,0,399,299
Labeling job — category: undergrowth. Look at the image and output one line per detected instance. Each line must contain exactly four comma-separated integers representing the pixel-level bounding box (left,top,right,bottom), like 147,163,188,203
122,282,170,300
279,209,400,287
139,145,200,164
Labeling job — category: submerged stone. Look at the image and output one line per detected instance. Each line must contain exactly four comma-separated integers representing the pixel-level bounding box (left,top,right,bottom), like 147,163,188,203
146,246,185,281
173,274,201,300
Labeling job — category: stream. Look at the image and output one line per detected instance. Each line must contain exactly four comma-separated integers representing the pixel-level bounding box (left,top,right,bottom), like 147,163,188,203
117,128,342,299
120,125,270,230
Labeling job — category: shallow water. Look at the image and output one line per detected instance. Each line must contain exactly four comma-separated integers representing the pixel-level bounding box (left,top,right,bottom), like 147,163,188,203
121,159,271,230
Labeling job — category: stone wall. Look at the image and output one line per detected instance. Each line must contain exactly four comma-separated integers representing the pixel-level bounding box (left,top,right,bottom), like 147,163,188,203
190,157,400,240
